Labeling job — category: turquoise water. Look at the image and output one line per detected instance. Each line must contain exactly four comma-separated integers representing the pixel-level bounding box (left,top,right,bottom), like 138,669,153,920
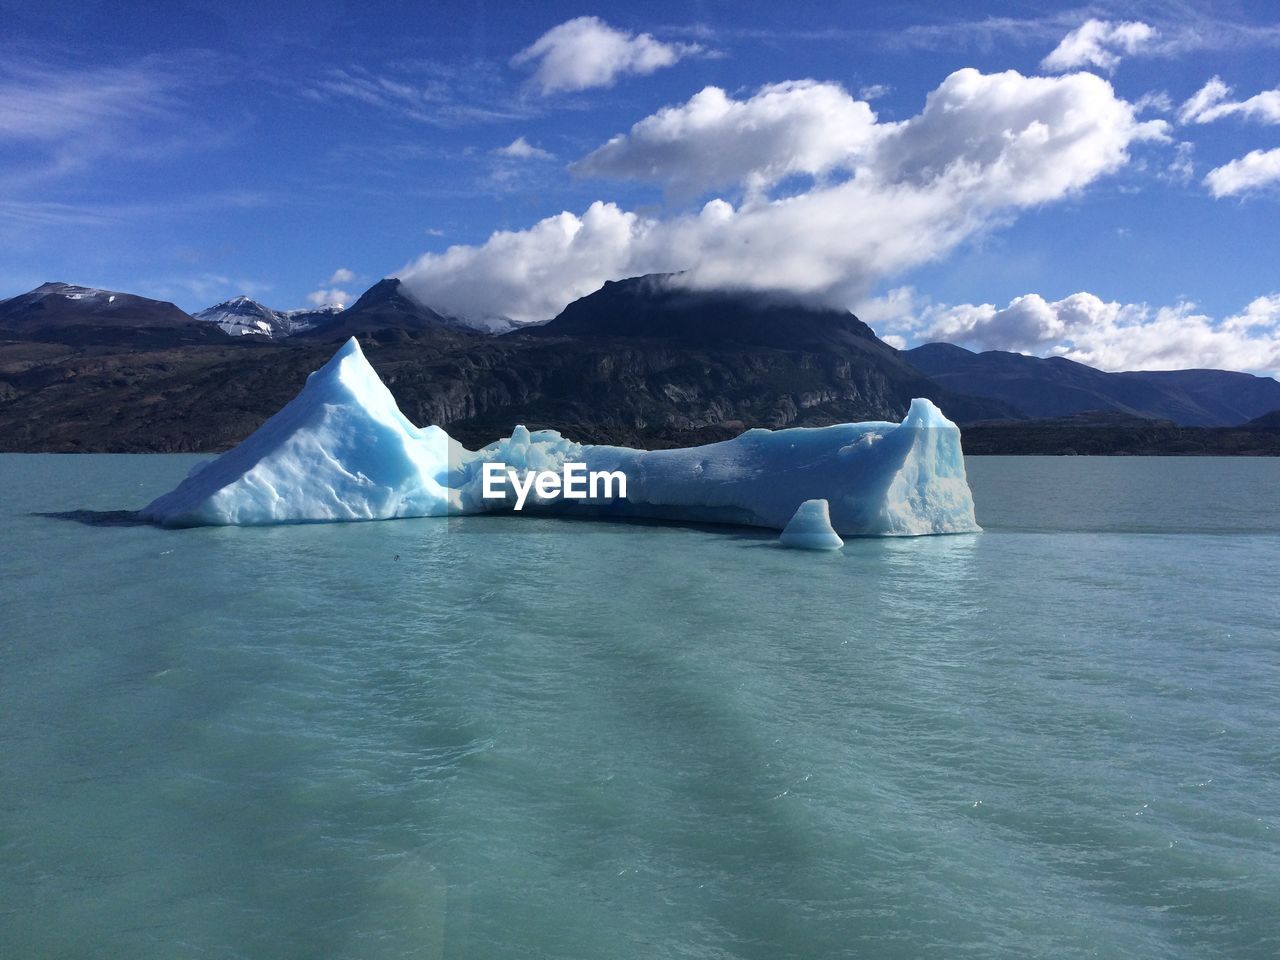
2,454,1278,959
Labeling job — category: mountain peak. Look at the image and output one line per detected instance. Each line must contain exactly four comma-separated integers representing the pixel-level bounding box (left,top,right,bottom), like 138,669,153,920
193,295,342,338
0,281,194,333
536,273,881,351
346,278,419,313
294,278,462,340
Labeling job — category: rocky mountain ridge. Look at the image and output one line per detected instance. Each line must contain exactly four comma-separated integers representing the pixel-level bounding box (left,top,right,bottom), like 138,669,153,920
1,275,1277,453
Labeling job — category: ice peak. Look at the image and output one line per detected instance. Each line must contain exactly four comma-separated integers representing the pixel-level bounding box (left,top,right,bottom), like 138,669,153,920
902,397,948,428
309,336,370,386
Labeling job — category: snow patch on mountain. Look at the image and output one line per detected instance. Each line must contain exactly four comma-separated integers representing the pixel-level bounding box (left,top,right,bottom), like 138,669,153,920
194,297,343,338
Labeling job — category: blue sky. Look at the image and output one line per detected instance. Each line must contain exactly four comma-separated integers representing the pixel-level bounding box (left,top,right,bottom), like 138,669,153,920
3,1,1280,371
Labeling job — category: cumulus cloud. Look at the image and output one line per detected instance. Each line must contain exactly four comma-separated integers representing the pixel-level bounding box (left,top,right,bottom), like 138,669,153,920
327,267,356,284
494,136,554,160
573,81,879,197
512,17,702,95
1041,19,1157,72
306,287,350,307
1179,77,1280,124
399,68,1165,322
863,288,1280,376
1204,147,1280,197
397,201,657,324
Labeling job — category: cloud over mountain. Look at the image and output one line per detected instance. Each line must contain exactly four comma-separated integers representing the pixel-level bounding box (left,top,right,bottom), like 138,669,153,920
863,288,1280,376
511,17,703,95
399,68,1166,323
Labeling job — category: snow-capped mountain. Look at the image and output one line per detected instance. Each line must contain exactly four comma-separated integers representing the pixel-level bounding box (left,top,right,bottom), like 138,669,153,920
279,304,344,334
194,283,512,340
193,296,343,338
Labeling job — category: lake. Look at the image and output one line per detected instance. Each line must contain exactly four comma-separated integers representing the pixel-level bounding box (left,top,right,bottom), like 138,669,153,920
2,454,1278,959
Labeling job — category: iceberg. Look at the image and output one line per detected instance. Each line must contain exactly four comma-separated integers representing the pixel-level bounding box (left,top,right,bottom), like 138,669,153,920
140,338,981,536
779,500,845,550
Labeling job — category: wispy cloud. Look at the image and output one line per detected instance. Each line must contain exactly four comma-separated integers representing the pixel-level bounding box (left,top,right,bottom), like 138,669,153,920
1041,19,1157,72
0,199,123,229
0,191,271,231
663,6,1280,59
1179,77,1280,124
301,61,529,126
143,273,275,307
0,56,201,189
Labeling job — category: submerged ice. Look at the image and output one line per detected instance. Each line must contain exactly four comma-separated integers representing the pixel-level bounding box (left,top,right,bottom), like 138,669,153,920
139,338,981,536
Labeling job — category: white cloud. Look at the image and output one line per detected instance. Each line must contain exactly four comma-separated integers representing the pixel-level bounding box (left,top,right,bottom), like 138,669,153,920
864,288,1280,376
1178,76,1231,122
1041,19,1157,72
573,81,879,197
399,68,1165,323
397,201,652,323
511,16,702,95
859,83,892,101
494,136,554,160
327,267,356,284
1204,147,1280,197
306,287,350,307
1179,76,1280,124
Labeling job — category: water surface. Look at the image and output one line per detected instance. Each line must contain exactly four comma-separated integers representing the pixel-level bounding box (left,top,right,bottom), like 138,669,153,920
2,455,1278,959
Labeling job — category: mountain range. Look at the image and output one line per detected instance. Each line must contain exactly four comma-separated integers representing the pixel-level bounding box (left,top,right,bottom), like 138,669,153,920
1,276,1278,454
904,342,1280,427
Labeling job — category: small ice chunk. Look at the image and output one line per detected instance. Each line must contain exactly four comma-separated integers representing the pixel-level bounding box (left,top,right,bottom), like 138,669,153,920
779,499,844,551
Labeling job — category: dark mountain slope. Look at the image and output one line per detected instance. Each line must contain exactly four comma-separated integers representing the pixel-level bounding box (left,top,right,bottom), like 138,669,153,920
0,283,196,333
1117,369,1280,426
297,279,460,341
904,342,1280,426
524,274,1009,427
536,274,885,352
